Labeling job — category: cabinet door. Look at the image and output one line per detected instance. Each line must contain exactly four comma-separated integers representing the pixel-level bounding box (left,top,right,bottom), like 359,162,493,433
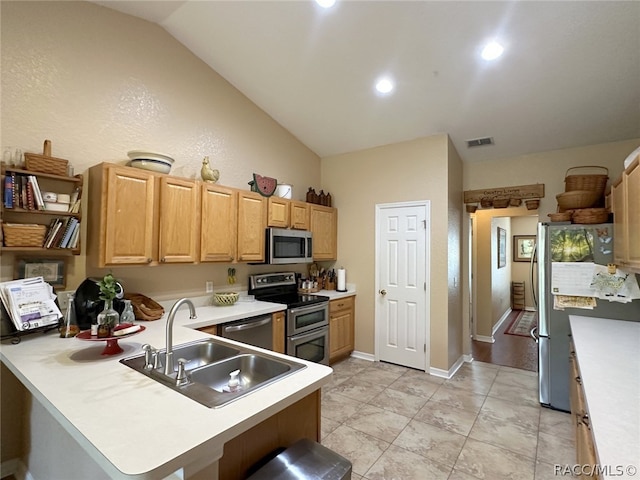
159,176,199,263
329,296,354,364
103,165,155,265
200,184,237,262
611,177,626,265
290,201,310,230
237,191,266,262
310,205,337,260
272,311,286,354
267,197,290,228
626,159,640,269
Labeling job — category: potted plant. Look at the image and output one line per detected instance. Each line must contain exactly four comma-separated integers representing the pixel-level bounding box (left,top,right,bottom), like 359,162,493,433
97,273,120,338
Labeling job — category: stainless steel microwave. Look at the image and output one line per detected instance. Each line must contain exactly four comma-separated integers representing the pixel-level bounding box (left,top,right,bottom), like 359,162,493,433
266,228,313,264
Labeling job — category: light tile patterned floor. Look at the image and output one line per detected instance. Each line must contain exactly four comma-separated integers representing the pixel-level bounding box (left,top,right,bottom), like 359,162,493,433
321,357,576,480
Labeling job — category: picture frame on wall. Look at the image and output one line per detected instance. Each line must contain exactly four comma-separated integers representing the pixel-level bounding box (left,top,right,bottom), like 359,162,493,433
513,235,537,262
497,227,507,268
14,257,67,289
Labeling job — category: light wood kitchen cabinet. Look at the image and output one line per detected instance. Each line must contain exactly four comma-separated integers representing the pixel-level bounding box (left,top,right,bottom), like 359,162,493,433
88,163,155,266
237,190,267,262
272,311,286,354
611,156,640,272
267,196,290,228
88,163,200,267
200,184,238,262
569,341,599,479
310,204,337,260
200,186,267,263
197,325,218,336
290,200,310,230
329,295,355,364
267,197,310,230
158,176,200,263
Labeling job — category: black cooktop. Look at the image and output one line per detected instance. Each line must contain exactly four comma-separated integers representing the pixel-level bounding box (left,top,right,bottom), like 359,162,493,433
254,292,329,309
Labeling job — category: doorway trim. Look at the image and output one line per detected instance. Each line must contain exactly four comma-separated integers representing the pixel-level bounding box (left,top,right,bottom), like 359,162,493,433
374,200,431,372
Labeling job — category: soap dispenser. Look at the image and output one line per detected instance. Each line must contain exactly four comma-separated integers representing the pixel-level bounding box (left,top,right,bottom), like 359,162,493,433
227,370,241,392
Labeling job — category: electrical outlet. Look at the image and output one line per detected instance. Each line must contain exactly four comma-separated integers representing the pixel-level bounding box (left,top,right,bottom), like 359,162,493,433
205,281,214,293
57,290,74,311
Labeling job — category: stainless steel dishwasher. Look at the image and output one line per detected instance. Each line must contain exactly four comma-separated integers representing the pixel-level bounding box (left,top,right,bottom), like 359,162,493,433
218,314,273,350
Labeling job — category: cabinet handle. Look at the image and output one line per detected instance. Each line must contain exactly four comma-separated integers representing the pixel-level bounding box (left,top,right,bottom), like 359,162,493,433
581,413,590,428
161,258,166,263
575,376,582,385
147,258,152,263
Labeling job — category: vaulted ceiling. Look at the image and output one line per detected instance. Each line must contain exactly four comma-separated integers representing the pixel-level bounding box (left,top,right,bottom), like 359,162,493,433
93,1,640,162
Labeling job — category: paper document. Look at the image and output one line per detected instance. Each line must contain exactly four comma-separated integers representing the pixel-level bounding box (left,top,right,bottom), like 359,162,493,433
0,277,61,332
551,262,598,297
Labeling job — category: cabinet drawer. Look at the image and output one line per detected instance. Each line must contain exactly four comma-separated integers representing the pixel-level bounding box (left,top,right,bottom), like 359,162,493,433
330,296,354,314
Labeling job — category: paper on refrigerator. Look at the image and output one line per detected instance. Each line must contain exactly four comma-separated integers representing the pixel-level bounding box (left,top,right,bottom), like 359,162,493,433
551,262,599,297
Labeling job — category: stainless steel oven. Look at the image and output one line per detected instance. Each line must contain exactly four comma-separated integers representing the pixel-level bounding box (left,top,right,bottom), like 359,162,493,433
249,272,330,365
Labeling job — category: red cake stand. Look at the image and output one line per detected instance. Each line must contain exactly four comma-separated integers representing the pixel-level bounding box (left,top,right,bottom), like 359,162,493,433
76,326,145,355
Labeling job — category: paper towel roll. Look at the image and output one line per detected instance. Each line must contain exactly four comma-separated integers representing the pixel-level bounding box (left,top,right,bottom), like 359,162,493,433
337,268,347,292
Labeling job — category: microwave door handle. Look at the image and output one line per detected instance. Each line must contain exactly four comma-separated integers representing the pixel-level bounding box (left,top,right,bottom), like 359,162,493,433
307,237,312,258
223,317,271,332
289,303,328,316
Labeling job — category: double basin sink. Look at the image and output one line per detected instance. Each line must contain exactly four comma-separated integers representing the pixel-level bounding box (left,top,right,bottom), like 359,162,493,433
120,338,306,408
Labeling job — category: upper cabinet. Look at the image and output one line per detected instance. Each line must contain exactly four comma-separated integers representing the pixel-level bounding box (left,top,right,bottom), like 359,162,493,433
310,204,337,261
88,163,200,267
267,197,310,230
611,156,639,272
199,184,266,263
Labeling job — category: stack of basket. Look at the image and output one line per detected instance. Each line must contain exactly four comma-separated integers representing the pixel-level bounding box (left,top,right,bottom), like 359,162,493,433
551,166,609,224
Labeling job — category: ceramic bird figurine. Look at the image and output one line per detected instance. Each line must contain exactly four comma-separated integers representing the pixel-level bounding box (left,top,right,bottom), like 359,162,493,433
200,156,219,183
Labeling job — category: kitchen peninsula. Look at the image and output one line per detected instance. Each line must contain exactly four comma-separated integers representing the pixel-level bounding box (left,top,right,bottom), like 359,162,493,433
0,299,333,480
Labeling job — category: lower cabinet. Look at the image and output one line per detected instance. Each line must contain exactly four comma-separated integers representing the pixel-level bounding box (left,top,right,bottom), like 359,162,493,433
272,311,285,354
569,341,599,479
218,390,320,480
329,296,355,364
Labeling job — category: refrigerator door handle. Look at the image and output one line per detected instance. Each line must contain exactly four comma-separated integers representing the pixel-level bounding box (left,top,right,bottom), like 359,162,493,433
530,244,538,308
530,326,538,343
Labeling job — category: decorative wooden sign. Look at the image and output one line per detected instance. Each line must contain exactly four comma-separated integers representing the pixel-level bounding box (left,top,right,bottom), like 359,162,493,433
463,183,545,204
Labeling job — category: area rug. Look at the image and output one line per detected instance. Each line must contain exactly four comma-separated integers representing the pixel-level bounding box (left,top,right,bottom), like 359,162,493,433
504,310,537,337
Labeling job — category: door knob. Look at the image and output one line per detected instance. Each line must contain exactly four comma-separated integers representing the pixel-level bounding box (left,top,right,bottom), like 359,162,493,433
379,289,387,296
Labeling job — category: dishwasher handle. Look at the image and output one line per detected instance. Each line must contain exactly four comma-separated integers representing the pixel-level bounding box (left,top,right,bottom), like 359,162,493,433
223,317,271,333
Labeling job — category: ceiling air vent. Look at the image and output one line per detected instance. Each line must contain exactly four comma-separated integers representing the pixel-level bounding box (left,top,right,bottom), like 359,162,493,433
466,137,494,148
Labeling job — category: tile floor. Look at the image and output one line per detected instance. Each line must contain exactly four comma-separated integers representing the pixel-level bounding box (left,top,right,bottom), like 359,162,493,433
320,357,576,480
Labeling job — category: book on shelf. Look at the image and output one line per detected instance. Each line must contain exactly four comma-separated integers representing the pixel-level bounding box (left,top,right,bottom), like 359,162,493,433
4,174,13,208
25,181,35,210
68,221,81,249
44,218,63,248
28,175,45,210
59,217,78,249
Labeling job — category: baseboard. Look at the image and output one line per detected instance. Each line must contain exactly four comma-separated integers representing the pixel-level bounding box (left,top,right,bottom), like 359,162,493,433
429,355,465,379
473,334,495,343
492,308,512,335
350,350,374,362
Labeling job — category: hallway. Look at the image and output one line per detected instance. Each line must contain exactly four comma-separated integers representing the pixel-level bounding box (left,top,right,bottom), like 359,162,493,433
471,310,538,372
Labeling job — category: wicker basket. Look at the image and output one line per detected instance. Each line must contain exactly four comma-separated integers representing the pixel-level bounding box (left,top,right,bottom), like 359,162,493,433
564,166,608,196
548,211,573,222
212,292,239,306
571,208,609,224
492,197,510,208
525,199,540,210
2,223,47,247
509,198,522,207
24,153,69,176
480,197,493,208
556,190,600,210
123,293,165,321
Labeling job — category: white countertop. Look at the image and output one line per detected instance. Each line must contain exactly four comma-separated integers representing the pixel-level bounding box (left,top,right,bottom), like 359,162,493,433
569,315,640,479
0,299,333,479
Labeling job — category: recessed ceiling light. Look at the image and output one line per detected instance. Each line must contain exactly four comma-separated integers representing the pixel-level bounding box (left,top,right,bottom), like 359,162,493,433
315,0,336,8
375,78,394,94
481,41,504,61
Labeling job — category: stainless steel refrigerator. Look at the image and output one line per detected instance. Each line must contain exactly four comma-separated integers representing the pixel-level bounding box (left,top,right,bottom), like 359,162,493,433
536,222,640,412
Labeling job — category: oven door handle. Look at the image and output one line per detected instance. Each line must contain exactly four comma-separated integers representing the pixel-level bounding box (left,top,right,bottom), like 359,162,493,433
288,302,328,316
223,317,271,333
289,326,328,342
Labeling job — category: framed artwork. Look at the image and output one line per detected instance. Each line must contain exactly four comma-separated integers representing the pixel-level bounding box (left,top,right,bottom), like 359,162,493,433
513,235,536,262
14,257,67,289
497,227,507,268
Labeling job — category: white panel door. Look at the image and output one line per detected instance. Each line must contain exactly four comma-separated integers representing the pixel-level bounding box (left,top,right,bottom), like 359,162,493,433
376,202,429,370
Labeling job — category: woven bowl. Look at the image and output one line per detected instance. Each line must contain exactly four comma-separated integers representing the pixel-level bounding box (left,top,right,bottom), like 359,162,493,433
212,292,239,306
556,190,600,210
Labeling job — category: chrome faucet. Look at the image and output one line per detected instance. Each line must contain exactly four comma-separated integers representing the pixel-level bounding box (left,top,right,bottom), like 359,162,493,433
163,298,197,376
